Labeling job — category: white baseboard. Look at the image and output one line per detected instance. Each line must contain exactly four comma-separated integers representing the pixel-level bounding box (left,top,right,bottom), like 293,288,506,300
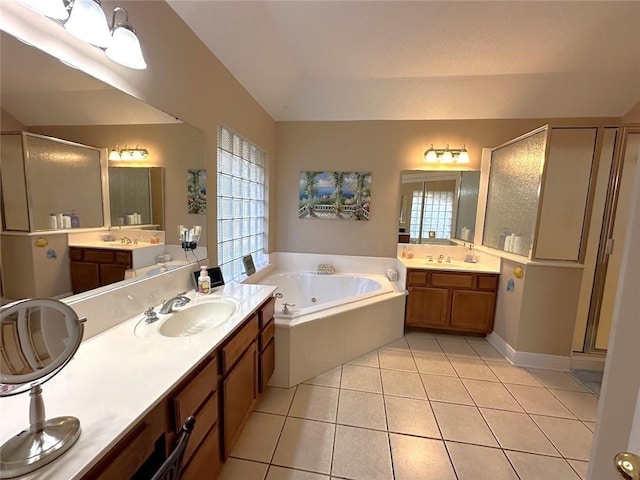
487,332,572,371
571,353,607,372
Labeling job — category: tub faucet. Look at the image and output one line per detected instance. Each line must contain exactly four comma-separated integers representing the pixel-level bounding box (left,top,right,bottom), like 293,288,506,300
121,236,132,245
282,302,295,314
159,292,190,314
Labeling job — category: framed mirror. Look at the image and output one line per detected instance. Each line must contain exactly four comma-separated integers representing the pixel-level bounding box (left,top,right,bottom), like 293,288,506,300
0,31,206,304
399,170,480,244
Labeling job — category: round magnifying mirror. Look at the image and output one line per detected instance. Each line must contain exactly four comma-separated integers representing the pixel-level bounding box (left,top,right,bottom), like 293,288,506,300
0,298,85,478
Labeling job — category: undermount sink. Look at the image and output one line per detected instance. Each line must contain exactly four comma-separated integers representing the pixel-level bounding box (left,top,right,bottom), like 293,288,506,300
157,298,239,337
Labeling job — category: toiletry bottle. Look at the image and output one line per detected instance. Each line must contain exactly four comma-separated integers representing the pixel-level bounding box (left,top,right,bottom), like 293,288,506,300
465,244,474,263
49,214,58,230
63,214,72,229
401,247,406,259
198,266,211,294
70,210,80,228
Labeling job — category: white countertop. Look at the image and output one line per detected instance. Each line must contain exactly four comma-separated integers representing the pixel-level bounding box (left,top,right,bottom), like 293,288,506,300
0,283,276,480
68,240,162,251
399,257,501,274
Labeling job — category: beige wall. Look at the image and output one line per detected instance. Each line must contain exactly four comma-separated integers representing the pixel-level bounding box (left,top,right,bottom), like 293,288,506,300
1,1,277,264
275,118,617,257
31,124,206,245
1,108,24,131
622,99,640,123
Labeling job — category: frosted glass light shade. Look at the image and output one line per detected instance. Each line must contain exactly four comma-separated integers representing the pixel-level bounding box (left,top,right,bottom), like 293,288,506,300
457,149,470,163
440,150,454,163
424,145,438,163
64,0,111,48
17,0,69,20
105,26,147,70
108,148,121,161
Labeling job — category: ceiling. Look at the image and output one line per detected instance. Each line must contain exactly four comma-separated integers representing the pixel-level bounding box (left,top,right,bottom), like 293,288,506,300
168,0,640,121
0,31,179,126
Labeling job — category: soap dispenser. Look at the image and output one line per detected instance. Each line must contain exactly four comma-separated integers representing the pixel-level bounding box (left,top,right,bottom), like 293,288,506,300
464,244,475,263
198,266,211,294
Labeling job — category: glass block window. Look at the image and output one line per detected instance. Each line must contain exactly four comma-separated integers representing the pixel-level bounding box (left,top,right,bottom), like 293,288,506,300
410,190,454,240
217,125,266,283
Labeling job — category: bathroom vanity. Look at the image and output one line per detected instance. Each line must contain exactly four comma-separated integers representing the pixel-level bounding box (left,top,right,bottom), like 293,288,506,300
0,282,277,480
402,261,500,335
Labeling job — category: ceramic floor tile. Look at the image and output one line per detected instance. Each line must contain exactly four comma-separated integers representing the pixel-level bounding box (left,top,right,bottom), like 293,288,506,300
289,384,339,423
340,364,382,394
304,366,342,388
219,458,269,480
337,389,387,431
567,460,589,480
377,349,417,371
272,418,335,475
390,433,456,480
407,337,445,355
480,408,559,456
381,369,427,398
549,389,599,421
384,395,441,438
446,442,519,480
256,387,298,416
431,402,498,447
505,384,575,418
485,362,542,386
380,337,410,351
464,336,490,344
345,350,379,368
230,412,286,463
506,451,581,480
405,330,436,340
413,353,457,376
531,415,593,461
470,343,508,362
438,340,481,358
266,466,330,480
462,379,523,412
421,374,474,405
434,333,467,343
583,421,597,432
331,425,393,480
449,357,500,382
528,369,589,392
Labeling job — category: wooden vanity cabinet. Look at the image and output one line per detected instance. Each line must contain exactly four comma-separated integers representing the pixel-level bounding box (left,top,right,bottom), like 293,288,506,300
405,269,499,334
221,315,259,458
258,297,276,393
70,247,133,294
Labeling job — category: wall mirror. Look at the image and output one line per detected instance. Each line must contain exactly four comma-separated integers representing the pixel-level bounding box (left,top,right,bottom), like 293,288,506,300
399,170,480,244
0,31,206,303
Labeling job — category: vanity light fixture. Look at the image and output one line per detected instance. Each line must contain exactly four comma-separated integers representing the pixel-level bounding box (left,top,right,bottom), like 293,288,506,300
108,145,149,161
424,144,470,164
16,0,147,70
16,0,69,20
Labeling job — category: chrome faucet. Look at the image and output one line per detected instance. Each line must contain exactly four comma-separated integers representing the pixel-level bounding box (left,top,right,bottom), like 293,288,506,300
282,302,295,314
437,254,445,263
159,292,190,314
120,236,133,245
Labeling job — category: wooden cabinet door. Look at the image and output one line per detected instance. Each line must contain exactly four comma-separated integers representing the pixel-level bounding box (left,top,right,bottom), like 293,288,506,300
181,424,223,480
259,338,275,393
223,341,258,457
405,287,449,328
99,263,128,287
450,290,496,333
70,261,100,293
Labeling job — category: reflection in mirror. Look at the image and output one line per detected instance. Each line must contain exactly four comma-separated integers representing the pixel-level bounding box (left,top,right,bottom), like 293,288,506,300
399,170,480,244
109,166,165,229
0,31,206,304
0,298,85,477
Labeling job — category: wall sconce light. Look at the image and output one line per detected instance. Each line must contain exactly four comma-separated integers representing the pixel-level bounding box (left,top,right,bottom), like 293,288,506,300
108,145,149,161
424,144,470,164
16,0,147,69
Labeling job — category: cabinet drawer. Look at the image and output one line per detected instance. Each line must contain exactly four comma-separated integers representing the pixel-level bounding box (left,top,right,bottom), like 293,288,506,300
476,275,499,291
260,319,275,351
431,272,473,289
94,422,157,480
407,270,428,286
222,315,259,374
183,391,218,465
84,249,114,263
259,297,276,328
69,248,83,261
181,424,222,480
173,357,218,431
113,250,132,265
260,338,275,393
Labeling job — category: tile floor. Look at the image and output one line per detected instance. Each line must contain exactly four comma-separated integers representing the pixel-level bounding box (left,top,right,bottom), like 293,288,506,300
219,331,598,480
